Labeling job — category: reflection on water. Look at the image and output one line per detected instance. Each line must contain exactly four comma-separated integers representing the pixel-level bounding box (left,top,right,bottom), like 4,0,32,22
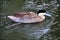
0,0,60,40
3,17,53,40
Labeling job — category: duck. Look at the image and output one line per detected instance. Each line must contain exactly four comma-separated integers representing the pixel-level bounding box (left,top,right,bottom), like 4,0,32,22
7,10,51,23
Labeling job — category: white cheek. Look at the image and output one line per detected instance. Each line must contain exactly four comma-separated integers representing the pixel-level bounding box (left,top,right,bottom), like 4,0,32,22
38,13,41,16
38,13,46,16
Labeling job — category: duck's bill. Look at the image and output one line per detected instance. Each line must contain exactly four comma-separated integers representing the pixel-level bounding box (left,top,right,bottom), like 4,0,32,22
45,13,52,17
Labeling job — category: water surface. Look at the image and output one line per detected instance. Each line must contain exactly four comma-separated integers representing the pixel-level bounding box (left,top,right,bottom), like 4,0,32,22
0,0,60,40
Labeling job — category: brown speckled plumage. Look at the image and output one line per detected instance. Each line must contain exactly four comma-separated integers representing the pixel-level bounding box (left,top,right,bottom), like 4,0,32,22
8,12,45,23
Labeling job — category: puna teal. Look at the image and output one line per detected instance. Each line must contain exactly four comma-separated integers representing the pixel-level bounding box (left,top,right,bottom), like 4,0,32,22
8,10,48,23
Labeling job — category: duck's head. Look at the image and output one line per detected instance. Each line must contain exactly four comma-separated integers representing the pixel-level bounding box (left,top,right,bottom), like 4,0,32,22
37,10,51,17
37,10,46,16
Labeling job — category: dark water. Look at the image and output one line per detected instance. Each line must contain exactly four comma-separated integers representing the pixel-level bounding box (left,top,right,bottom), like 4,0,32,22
0,0,60,40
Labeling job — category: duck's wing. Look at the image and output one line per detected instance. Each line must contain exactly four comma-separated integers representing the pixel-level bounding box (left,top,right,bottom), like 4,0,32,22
21,14,42,23
13,12,28,17
13,12,37,17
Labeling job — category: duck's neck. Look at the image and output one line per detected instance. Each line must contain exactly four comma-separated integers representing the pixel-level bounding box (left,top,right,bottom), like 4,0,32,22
38,13,45,21
40,15,45,21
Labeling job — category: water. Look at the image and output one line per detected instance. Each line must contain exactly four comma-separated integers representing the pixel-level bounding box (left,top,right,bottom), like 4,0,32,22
0,0,60,40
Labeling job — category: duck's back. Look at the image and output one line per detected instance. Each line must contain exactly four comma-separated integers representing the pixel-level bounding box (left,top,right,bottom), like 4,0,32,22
13,12,40,23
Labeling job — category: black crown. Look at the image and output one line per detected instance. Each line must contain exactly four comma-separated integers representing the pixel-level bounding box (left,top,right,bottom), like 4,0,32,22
37,10,46,14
